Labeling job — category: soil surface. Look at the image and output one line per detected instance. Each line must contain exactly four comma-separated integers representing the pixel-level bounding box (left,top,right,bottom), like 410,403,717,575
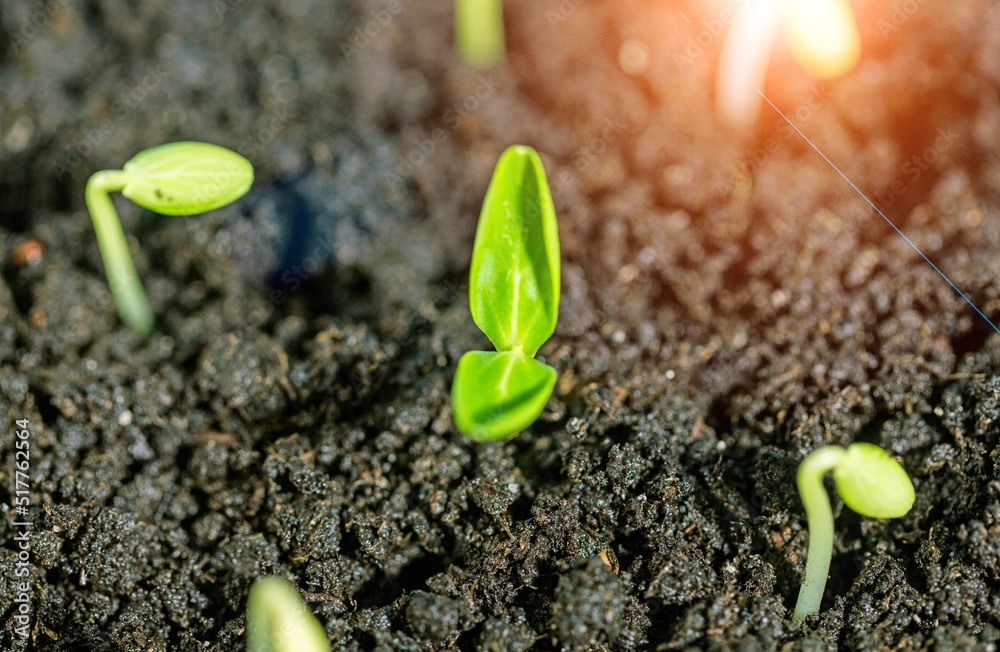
3,0,1000,650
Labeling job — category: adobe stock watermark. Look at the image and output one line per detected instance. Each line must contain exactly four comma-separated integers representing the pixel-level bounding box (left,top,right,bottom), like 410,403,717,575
875,0,930,38
235,98,301,321
264,236,335,310
343,276,470,392
6,0,71,54
340,0,410,60
711,83,831,197
52,64,171,177
550,116,630,199
213,0,243,19
746,84,830,171
570,117,630,173
544,0,585,28
11,418,34,639
874,126,960,210
236,100,297,162
673,0,752,70
382,73,499,185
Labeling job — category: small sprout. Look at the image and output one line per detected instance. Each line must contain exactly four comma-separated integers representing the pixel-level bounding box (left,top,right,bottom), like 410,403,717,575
451,145,560,442
792,443,914,621
85,141,253,334
455,0,505,67
247,576,330,652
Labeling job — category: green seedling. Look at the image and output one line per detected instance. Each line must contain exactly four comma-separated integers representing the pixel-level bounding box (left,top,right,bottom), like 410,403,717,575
247,576,330,652
792,442,914,620
451,145,560,441
455,0,505,67
86,141,254,334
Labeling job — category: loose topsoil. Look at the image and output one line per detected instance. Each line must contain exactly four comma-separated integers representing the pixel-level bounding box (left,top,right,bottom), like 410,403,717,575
3,0,1000,650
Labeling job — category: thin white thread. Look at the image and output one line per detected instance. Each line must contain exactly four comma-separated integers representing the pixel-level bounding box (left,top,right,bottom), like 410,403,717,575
750,85,1000,335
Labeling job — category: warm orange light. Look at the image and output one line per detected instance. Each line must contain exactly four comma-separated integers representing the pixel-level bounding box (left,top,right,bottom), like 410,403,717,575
782,0,861,79
716,0,861,125
716,0,783,126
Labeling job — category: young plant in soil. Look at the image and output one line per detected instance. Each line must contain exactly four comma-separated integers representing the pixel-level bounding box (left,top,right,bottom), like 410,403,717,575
247,576,330,652
455,0,505,67
793,442,915,620
86,141,253,334
451,145,560,442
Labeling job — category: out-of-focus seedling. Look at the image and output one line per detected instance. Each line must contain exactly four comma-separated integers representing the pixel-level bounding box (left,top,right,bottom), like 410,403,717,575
247,576,330,652
716,0,860,125
455,0,505,67
451,145,560,442
85,141,253,334
792,442,914,620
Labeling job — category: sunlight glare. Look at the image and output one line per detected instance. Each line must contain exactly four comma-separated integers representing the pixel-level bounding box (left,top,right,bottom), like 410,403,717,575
782,0,861,79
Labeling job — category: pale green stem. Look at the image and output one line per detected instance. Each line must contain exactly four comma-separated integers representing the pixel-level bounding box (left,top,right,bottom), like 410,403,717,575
455,0,505,67
792,445,848,620
85,169,154,334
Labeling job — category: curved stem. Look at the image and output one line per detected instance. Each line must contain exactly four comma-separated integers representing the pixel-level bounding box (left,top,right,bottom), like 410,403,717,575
85,169,154,334
792,445,847,620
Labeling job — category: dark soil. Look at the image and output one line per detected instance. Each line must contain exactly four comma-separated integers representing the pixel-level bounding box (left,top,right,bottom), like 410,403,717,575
3,0,1000,650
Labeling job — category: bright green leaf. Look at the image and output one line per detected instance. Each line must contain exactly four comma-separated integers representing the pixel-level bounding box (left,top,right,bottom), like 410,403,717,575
121,141,254,216
247,576,330,652
452,350,557,441
469,145,560,356
834,443,915,519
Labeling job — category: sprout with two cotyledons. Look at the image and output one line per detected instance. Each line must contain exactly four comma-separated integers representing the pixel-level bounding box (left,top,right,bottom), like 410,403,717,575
86,141,253,334
451,145,560,442
792,442,914,620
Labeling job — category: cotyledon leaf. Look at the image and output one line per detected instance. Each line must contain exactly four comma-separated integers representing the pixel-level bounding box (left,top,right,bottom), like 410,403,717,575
247,576,330,652
121,141,254,216
469,145,560,356
452,350,557,441
834,443,915,519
